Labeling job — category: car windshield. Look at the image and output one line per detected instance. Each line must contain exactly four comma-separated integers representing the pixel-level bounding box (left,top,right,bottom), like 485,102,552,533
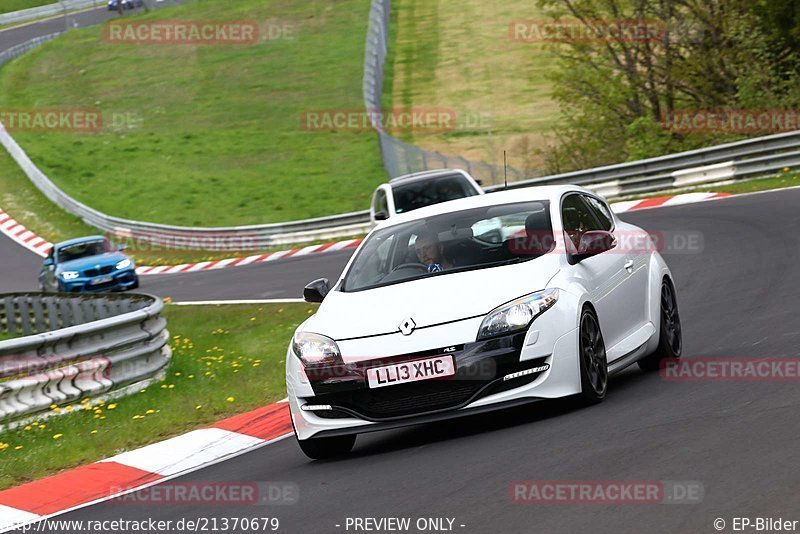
57,239,113,263
392,174,479,214
342,201,554,292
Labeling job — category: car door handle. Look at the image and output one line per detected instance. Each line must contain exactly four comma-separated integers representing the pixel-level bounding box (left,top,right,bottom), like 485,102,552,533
624,260,634,272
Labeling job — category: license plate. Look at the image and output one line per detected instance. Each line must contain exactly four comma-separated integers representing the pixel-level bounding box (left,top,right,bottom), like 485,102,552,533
90,276,113,285
366,355,455,389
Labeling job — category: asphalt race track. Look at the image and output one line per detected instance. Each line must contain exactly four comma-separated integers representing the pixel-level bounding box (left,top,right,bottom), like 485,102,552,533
0,4,141,51
3,189,799,533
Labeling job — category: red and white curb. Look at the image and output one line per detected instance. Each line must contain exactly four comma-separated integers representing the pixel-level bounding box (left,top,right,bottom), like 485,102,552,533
0,402,293,532
0,209,53,258
134,238,363,276
610,191,730,213
0,192,731,275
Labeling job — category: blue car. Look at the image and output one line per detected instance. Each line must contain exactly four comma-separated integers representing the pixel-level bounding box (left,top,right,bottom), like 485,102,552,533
39,236,139,293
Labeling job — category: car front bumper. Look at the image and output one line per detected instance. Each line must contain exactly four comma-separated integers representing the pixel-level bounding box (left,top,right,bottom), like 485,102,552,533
59,269,138,293
287,297,583,440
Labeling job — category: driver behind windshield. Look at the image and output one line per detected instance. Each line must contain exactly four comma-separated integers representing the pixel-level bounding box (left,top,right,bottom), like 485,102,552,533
414,230,453,272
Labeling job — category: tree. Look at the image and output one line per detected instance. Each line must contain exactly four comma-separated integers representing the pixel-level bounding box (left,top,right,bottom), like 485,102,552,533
538,0,800,171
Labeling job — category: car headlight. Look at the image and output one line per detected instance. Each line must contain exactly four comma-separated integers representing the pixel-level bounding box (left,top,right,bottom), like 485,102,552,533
61,271,80,280
291,332,341,367
116,259,132,270
477,289,559,340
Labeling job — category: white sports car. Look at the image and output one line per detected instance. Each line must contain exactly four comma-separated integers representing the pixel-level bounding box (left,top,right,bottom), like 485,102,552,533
286,185,682,459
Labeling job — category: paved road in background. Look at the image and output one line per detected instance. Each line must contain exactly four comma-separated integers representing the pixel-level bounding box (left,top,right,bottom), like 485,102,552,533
0,3,136,50
17,189,800,534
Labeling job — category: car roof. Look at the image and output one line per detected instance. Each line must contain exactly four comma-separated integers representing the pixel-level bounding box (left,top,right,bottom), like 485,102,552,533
387,169,472,186
375,184,597,229
55,235,107,249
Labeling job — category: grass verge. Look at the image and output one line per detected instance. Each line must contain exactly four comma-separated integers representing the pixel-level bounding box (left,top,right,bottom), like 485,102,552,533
0,0,385,227
0,148,364,266
386,0,559,178
0,302,313,490
0,0,56,15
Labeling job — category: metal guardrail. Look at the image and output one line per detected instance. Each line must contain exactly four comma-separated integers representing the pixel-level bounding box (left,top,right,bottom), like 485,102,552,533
0,292,170,424
362,0,528,184
0,32,61,64
0,0,100,27
484,130,800,195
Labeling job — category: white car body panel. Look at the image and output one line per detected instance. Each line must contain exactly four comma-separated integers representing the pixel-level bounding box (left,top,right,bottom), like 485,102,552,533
288,185,675,441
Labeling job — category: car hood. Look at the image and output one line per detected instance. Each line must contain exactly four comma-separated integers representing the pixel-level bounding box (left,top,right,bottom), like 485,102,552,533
305,255,561,341
58,252,129,272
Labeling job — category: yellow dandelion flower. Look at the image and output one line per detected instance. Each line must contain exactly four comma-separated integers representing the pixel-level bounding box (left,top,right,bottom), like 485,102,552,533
226,396,235,403
90,430,98,434
195,405,202,410
53,434,63,440
24,426,32,431
107,404,117,410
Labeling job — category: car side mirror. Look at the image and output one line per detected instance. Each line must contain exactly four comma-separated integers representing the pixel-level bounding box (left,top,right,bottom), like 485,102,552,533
570,230,616,264
43,257,54,267
374,211,389,221
303,278,330,303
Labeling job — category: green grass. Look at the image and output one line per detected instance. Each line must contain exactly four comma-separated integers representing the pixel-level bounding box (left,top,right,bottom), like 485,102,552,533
386,0,560,179
0,0,56,15
0,148,97,244
0,302,314,490
0,332,17,341
702,172,800,195
0,0,385,227
0,148,365,266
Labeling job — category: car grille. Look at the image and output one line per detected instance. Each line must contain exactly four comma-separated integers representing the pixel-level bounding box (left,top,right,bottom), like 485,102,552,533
84,266,114,277
312,356,550,421
316,379,484,420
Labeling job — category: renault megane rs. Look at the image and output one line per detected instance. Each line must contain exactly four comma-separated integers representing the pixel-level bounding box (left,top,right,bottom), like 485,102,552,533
286,185,682,459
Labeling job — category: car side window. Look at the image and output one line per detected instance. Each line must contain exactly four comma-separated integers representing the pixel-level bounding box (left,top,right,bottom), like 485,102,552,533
561,194,603,249
373,189,388,216
582,195,614,231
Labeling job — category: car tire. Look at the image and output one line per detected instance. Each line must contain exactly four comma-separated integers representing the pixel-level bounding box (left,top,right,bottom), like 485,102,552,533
638,278,682,372
296,433,356,460
578,307,608,405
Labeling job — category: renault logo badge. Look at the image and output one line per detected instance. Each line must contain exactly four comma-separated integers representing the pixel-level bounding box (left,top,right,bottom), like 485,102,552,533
399,317,416,336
